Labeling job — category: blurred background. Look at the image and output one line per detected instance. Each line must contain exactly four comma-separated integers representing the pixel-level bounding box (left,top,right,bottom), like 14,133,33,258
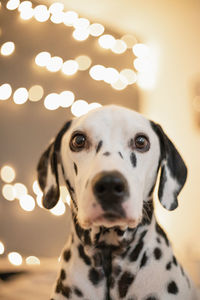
0,0,200,293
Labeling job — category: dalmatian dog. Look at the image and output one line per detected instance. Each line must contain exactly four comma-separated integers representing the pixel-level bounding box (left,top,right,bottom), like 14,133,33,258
37,105,198,300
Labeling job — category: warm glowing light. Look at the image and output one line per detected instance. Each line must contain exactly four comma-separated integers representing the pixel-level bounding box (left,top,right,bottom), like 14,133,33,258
26,256,40,265
18,1,32,12
6,0,20,10
111,40,127,54
72,29,90,41
36,194,43,208
34,5,49,22
132,43,149,58
111,79,127,91
120,69,137,85
49,2,64,14
8,252,23,266
46,56,63,72
74,18,90,29
137,72,156,90
59,91,75,108
50,200,66,216
32,180,42,195
71,100,89,117
19,194,35,211
0,165,16,183
20,7,34,20
0,83,12,100
50,12,64,24
89,23,104,37
63,11,78,26
35,51,51,67
62,60,78,76
134,57,151,72
14,183,28,199
2,184,16,201
98,34,115,49
0,241,5,255
60,186,70,206
121,34,137,48
88,102,102,112
1,41,15,56
13,87,28,104
44,93,60,110
28,85,44,102
89,65,106,81
104,68,119,84
75,55,91,71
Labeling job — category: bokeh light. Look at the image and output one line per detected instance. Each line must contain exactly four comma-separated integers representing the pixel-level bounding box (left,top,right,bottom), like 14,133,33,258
1,41,15,56
28,85,44,102
13,87,28,104
60,186,70,206
74,18,90,29
8,252,23,266
0,165,16,183
104,67,119,84
59,91,75,108
18,1,32,12
44,93,60,110
75,55,92,71
26,256,40,265
62,60,78,76
49,2,64,14
120,69,137,85
0,83,12,100
35,51,51,67
0,241,5,255
2,184,16,201
71,100,89,117
50,12,64,24
88,102,102,112
121,34,137,48
46,56,63,72
50,200,66,216
89,65,106,81
72,29,90,41
89,23,104,37
63,11,78,26
132,43,149,58
111,40,127,54
34,5,49,23
14,183,28,199
6,0,20,10
20,6,34,20
19,194,35,212
32,180,42,195
111,79,127,90
98,34,115,49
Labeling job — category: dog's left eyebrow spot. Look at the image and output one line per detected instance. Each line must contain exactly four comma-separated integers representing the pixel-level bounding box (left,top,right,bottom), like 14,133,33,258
96,140,103,153
118,152,124,159
103,152,111,156
73,162,78,175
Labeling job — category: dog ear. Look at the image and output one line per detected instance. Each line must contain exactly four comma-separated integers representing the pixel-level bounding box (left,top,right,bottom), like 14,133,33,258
151,121,187,210
37,121,72,209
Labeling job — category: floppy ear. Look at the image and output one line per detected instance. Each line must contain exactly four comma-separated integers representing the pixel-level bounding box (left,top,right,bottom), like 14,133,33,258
37,121,72,209
151,121,187,210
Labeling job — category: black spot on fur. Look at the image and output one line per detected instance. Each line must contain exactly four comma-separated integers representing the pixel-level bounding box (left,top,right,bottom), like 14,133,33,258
118,271,135,298
74,287,83,297
88,268,104,285
78,244,91,266
96,140,103,153
114,227,125,236
130,152,137,167
155,223,169,246
166,262,172,270
118,152,124,159
140,251,148,268
73,162,78,175
56,279,72,298
172,255,177,266
63,249,71,262
144,296,158,300
154,247,162,260
66,179,75,193
103,151,111,156
142,199,153,225
109,276,115,289
60,269,66,280
167,281,179,294
156,237,161,244
129,230,147,262
113,265,122,277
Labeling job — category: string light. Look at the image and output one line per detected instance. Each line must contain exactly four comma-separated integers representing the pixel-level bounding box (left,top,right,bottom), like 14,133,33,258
28,85,44,102
18,1,32,12
111,39,127,54
73,18,90,29
13,87,28,104
75,55,92,71
0,241,5,255
2,184,16,201
49,2,64,14
0,165,16,183
120,69,137,85
0,83,12,100
89,23,104,37
14,183,28,199
59,91,75,108
104,67,119,84
44,93,60,110
0,41,15,56
132,43,149,58
62,60,79,76
71,100,89,117
20,6,34,20
63,11,78,27
89,65,106,81
26,256,40,265
50,12,64,24
111,79,127,91
33,5,49,23
46,56,63,72
50,200,66,216
8,252,23,266
72,28,90,41
98,34,115,49
19,194,35,211
6,0,20,10
35,51,51,67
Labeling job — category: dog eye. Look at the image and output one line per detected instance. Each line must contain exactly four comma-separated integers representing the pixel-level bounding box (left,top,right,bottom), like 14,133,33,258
70,133,86,151
135,135,150,152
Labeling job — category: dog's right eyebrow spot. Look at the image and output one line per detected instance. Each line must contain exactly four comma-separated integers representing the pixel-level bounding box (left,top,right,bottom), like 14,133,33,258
96,140,103,153
118,152,124,159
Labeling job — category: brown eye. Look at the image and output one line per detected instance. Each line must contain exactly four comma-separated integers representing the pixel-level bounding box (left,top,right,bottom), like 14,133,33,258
135,135,150,152
70,133,86,151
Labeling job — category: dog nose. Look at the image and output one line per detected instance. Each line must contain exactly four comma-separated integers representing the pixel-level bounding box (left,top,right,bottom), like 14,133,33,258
92,171,128,205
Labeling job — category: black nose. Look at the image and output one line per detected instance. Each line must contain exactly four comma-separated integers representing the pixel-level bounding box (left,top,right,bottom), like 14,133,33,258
92,171,128,209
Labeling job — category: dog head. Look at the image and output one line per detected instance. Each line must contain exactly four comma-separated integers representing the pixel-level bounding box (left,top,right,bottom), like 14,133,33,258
37,105,187,230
